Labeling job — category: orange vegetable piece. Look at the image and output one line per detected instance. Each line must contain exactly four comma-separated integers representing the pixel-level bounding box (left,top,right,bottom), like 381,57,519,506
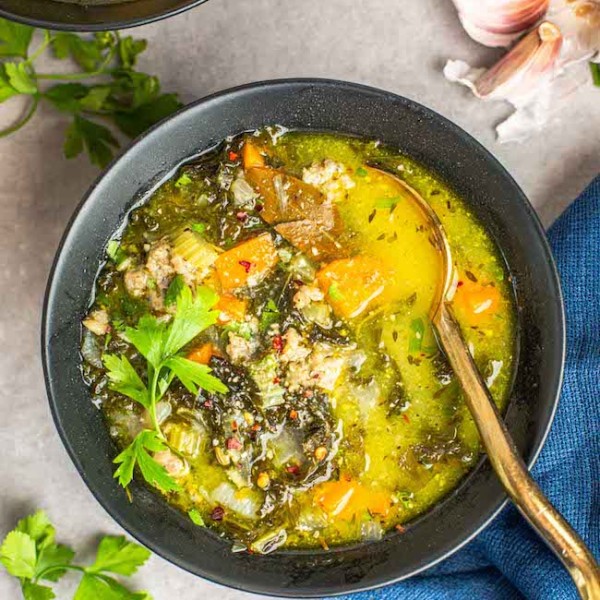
187,343,215,365
314,478,391,520
242,140,266,169
214,233,279,291
453,277,501,323
216,293,248,324
317,256,390,319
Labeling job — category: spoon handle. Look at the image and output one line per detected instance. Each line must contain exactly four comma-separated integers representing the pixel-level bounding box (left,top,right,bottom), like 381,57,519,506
434,302,600,600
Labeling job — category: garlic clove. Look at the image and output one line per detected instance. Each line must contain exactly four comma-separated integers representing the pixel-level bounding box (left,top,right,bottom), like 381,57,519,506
453,0,550,47
475,22,563,98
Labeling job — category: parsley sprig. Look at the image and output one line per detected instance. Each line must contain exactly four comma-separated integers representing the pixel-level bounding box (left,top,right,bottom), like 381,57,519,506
0,510,152,599
103,285,227,492
0,18,182,167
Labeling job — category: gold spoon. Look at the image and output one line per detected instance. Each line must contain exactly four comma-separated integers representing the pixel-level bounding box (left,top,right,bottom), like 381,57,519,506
371,168,600,600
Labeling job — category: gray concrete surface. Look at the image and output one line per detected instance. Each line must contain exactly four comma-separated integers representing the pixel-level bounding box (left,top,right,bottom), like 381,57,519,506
1,0,599,598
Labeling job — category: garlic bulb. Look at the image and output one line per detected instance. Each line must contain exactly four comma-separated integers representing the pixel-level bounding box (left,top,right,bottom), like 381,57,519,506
445,1,600,142
452,0,550,47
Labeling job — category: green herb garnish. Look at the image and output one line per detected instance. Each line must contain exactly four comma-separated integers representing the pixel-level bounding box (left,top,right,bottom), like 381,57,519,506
355,166,368,177
188,509,205,527
103,285,227,492
259,298,280,331
0,19,181,167
375,196,401,210
408,317,425,354
0,510,152,599
164,274,185,307
190,223,206,234
106,240,128,267
327,282,344,301
175,173,192,188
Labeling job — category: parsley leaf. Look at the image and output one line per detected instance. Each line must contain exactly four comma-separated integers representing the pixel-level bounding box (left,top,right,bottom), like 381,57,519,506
0,531,37,578
103,354,149,409
0,64,19,102
164,357,227,395
21,581,55,600
74,572,151,600
1,511,153,600
113,93,182,138
0,20,181,167
4,61,36,94
52,32,109,72
164,274,185,307
110,285,224,492
64,115,120,168
0,20,33,58
35,544,75,582
163,285,219,358
15,510,56,549
124,314,166,370
113,430,179,492
118,36,147,69
87,536,150,576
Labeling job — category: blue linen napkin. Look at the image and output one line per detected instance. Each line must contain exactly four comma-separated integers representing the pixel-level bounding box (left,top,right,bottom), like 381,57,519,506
331,176,600,600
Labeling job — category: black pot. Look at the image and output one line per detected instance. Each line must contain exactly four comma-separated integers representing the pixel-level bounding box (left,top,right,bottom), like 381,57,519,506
42,79,565,597
0,0,208,32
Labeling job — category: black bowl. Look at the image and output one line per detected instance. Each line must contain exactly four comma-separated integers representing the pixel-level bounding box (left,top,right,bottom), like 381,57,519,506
0,0,208,32
42,79,565,597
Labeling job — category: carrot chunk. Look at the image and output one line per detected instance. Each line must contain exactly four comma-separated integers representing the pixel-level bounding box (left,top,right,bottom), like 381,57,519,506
314,478,391,520
214,233,279,291
187,343,215,365
317,256,390,319
216,293,248,324
242,140,266,169
453,276,501,323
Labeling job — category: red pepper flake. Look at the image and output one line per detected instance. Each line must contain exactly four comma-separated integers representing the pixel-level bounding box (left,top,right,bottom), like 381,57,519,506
304,389,314,398
252,423,261,431
236,211,248,222
289,410,298,420
228,151,239,161
255,203,263,212
211,506,225,521
272,334,284,353
457,280,464,287
203,399,213,409
238,260,252,273
272,376,281,384
402,413,410,424
286,465,300,475
395,524,406,534
226,437,242,450
231,420,238,431
293,279,305,287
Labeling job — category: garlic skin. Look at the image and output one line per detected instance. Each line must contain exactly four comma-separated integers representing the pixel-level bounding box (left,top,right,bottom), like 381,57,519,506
445,1,600,142
452,0,550,47
444,23,563,100
548,0,600,64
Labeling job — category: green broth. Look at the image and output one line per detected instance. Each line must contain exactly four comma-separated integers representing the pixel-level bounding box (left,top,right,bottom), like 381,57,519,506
81,130,515,553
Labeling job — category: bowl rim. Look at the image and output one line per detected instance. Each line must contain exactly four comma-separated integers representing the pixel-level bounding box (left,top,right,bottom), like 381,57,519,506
42,78,565,597
0,0,209,32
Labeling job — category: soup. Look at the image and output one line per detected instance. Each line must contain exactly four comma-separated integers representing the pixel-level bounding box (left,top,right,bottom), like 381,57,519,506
81,129,515,553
